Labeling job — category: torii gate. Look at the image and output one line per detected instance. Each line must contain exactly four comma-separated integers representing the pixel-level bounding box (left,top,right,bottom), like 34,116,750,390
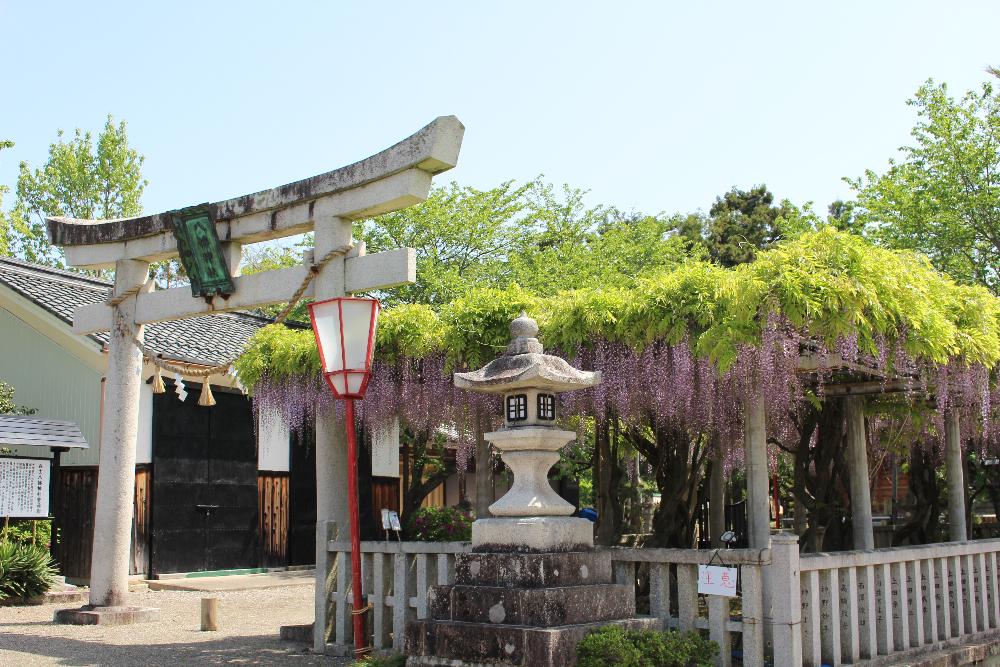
46,117,464,632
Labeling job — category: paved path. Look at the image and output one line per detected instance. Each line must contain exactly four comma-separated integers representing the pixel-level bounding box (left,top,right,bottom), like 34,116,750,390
0,584,352,666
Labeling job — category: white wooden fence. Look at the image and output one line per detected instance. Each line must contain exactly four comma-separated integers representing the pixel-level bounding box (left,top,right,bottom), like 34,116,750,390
321,530,1000,666
324,539,471,651
607,542,775,666
799,537,1000,666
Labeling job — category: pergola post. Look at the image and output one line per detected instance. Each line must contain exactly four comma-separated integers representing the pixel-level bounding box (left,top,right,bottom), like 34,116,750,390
313,219,353,652
90,259,149,607
743,385,773,651
845,396,875,550
709,454,726,548
744,390,770,550
944,410,967,542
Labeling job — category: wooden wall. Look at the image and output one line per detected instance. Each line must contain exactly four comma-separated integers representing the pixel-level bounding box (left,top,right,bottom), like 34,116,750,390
258,472,289,568
52,467,97,580
52,465,151,581
131,466,151,575
371,476,401,535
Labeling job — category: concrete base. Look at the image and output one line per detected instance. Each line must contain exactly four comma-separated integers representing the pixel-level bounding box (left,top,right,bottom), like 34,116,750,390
53,605,160,625
279,623,314,643
2,589,88,607
432,583,635,627
472,517,593,552
456,551,610,588
406,549,652,666
406,617,659,667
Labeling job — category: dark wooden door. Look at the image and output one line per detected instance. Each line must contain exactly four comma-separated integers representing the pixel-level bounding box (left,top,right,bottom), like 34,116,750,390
151,382,259,575
288,424,316,566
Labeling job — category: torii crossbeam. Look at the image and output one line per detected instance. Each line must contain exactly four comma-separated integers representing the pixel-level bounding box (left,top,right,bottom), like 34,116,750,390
47,117,464,637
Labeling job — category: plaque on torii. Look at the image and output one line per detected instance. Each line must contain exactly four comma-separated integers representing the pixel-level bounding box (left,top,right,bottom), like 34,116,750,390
46,117,465,631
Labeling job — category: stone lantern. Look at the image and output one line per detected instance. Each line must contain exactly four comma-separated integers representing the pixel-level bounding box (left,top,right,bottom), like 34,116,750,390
454,312,599,552
405,314,654,667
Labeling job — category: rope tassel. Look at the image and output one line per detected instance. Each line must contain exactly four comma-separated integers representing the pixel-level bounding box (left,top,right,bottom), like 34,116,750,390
198,378,217,407
151,366,166,394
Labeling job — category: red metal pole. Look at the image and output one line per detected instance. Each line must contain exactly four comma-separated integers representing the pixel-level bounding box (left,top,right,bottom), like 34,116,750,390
345,399,366,655
772,473,780,529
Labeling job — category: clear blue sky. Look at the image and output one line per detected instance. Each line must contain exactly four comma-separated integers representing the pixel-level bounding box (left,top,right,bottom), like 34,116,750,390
2,1,998,219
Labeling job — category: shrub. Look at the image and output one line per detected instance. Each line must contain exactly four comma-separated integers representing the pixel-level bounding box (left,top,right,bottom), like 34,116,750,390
350,653,406,667
577,626,718,667
2,520,53,551
409,506,471,542
0,541,58,601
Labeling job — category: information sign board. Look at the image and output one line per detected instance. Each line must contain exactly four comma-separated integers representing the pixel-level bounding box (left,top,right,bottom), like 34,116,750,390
0,458,49,518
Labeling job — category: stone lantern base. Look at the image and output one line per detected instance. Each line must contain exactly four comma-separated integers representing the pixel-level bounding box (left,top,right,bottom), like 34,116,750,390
405,550,658,666
472,516,594,553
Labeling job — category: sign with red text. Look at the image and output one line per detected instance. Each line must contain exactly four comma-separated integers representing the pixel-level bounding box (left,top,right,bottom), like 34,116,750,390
697,564,738,597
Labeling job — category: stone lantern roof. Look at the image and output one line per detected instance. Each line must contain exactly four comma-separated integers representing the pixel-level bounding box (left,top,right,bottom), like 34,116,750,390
453,312,601,394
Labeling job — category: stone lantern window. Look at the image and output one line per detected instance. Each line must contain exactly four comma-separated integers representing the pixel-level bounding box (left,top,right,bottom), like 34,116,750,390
506,394,528,422
537,393,556,420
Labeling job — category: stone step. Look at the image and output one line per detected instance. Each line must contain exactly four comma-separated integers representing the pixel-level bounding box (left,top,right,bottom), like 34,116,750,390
279,623,313,643
405,617,660,667
455,551,610,588
430,583,635,627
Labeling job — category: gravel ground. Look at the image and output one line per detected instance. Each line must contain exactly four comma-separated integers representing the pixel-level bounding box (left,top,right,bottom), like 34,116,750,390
0,586,353,666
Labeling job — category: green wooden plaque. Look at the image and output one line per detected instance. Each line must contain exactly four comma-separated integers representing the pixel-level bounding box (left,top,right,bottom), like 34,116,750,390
169,206,236,300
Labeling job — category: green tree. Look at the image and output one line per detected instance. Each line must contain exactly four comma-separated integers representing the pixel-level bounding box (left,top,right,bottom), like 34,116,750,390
13,115,147,268
0,140,15,257
703,184,792,266
848,79,1000,293
357,180,541,306
0,382,34,416
358,179,698,306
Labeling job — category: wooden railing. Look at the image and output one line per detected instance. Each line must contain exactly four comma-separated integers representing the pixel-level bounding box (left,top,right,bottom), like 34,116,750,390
799,538,1000,666
323,538,471,651
607,543,775,667
319,530,1000,666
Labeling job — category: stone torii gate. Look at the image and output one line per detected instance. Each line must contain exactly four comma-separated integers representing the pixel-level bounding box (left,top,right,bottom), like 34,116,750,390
46,117,464,627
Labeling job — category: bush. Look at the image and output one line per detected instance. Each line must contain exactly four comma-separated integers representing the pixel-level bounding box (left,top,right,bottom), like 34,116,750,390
577,626,718,667
409,506,471,542
2,520,53,551
0,541,58,601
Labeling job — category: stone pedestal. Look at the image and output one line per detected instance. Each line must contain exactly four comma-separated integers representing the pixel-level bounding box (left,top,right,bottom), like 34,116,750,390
405,550,657,666
410,313,644,665
54,605,160,625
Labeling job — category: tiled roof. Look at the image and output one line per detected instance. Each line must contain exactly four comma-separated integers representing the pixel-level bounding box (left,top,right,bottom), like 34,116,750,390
0,257,279,367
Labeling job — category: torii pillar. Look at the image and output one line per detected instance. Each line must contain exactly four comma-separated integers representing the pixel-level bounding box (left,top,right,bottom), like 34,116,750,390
46,117,464,627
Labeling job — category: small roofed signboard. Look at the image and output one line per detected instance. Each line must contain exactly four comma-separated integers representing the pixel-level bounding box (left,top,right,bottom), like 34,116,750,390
0,415,88,518
0,459,49,518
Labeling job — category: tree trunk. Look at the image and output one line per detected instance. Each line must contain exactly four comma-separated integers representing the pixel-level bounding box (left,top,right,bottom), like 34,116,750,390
628,419,709,548
893,445,942,546
792,400,852,552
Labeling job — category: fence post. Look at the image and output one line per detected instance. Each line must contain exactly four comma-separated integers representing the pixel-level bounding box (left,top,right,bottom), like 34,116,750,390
770,533,802,666
314,521,337,653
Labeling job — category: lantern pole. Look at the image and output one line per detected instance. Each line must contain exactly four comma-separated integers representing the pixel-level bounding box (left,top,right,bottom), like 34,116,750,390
344,397,366,655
